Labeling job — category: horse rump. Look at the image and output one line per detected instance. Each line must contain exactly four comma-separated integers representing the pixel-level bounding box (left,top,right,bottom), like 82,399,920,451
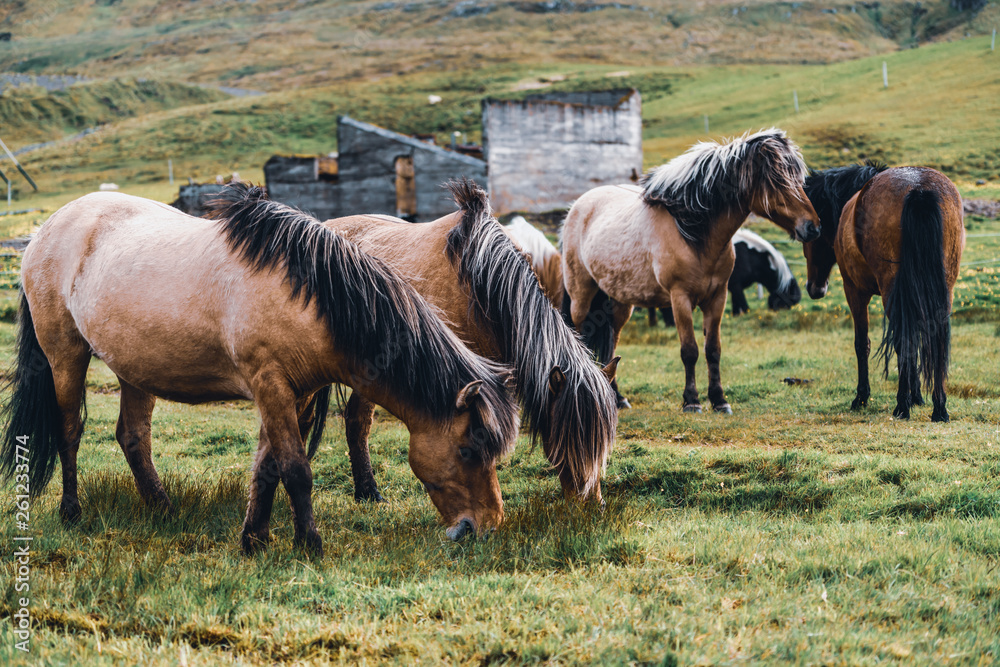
0,291,69,495
877,188,951,419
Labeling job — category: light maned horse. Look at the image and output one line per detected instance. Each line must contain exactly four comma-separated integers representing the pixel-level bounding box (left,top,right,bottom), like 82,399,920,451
561,129,821,412
502,215,563,308
324,181,618,503
646,227,802,326
0,184,519,554
803,163,965,421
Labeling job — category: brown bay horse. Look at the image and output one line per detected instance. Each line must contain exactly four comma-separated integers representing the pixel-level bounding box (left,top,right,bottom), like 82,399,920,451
561,129,821,412
324,181,619,504
0,184,519,554
803,163,965,421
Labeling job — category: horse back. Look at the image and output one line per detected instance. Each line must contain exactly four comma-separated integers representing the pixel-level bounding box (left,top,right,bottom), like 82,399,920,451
23,193,340,402
324,212,492,354
844,168,964,292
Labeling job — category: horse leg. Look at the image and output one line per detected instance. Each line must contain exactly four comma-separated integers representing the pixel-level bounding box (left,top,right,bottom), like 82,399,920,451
51,348,91,523
660,307,674,327
844,282,872,411
909,371,924,407
344,392,384,502
610,301,634,409
647,308,657,327
241,426,279,553
116,379,172,514
257,380,322,555
702,287,731,413
670,293,701,412
730,286,749,316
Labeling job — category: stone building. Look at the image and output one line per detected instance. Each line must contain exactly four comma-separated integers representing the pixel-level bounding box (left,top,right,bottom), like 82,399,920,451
264,116,488,222
482,89,643,214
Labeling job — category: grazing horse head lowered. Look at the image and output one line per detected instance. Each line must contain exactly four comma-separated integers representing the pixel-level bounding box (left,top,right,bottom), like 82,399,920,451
0,184,519,555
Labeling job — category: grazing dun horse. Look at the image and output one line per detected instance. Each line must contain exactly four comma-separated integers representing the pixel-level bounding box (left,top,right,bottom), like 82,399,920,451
0,184,519,554
324,181,618,504
803,163,964,421
561,128,820,412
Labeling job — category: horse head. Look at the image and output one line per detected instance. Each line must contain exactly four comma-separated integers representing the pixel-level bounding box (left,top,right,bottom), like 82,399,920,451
406,376,517,541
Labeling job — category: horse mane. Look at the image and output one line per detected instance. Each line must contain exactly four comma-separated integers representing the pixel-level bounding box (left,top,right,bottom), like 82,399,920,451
640,128,809,248
444,179,618,498
733,227,794,292
804,160,889,240
206,183,518,465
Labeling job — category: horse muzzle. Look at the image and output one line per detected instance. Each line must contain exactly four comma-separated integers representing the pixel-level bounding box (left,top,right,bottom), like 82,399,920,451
806,280,828,299
446,517,477,542
795,219,821,243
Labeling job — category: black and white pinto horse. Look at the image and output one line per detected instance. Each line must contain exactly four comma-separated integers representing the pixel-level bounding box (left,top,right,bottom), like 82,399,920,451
647,227,801,326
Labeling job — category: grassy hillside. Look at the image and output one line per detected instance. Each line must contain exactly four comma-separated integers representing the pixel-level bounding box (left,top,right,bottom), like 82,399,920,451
1,33,997,230
0,78,229,147
0,1,995,91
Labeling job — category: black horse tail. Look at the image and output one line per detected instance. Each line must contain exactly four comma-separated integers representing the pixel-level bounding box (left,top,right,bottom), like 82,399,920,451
877,189,950,391
0,292,65,496
305,385,332,460
577,290,616,366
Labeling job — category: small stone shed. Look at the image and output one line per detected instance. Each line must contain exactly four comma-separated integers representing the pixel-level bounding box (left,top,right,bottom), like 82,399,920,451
482,89,643,214
264,116,488,222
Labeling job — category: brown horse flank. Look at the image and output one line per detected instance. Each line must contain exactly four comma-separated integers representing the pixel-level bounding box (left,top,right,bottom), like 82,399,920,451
0,184,518,554
803,163,965,421
561,128,820,413
324,181,618,502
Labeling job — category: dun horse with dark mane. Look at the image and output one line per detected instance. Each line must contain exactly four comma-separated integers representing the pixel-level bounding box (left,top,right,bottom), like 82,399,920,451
0,184,519,554
803,163,964,421
561,129,820,412
324,181,618,504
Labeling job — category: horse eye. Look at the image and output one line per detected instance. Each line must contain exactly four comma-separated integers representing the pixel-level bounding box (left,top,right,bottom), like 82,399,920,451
459,447,474,462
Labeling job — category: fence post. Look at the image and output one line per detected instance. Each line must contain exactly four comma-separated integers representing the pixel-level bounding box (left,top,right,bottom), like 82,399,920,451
793,90,799,113
703,114,709,134
168,159,174,185
882,62,888,89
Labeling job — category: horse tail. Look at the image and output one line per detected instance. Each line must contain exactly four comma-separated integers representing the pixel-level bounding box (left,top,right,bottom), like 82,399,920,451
305,385,332,460
877,189,950,389
559,285,616,364
0,291,64,496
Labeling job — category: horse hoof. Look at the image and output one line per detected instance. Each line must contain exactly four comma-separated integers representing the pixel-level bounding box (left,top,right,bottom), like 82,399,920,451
713,403,733,415
354,489,385,503
892,406,910,420
851,398,867,411
294,531,325,558
683,404,703,413
931,409,949,423
617,397,632,410
241,531,270,556
59,500,81,525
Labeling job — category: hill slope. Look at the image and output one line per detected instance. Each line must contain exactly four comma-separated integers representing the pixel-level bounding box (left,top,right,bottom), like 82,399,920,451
0,1,996,91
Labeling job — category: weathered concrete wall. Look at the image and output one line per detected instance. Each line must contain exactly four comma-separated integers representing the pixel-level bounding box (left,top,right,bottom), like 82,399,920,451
483,89,643,214
265,156,340,221
171,183,225,217
337,116,488,221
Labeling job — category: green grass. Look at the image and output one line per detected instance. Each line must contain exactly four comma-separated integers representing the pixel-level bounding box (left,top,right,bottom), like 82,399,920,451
0,218,998,664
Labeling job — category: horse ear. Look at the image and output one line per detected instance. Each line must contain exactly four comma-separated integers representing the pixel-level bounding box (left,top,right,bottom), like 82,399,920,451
502,371,517,392
601,356,621,383
455,380,483,411
548,366,567,398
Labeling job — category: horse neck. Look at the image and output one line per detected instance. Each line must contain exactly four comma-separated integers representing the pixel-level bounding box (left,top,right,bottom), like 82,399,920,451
350,381,430,436
702,204,751,258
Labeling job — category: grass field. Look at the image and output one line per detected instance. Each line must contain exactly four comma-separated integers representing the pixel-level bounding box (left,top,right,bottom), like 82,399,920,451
0,211,997,664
